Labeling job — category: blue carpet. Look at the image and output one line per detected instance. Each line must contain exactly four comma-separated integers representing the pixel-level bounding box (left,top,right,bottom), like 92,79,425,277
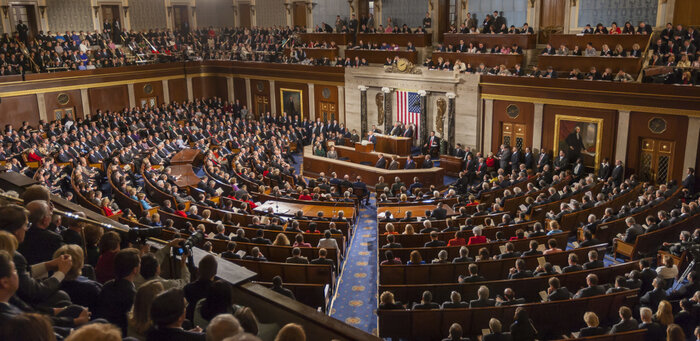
329,196,379,335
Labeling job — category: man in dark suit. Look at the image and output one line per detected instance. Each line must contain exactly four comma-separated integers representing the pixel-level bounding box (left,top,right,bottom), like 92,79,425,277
547,277,572,301
609,306,638,334
441,291,469,308
598,158,612,180
498,145,511,172
459,264,486,283
553,150,568,172
621,217,644,244
523,147,534,170
508,259,533,279
375,154,387,168
638,307,665,341
583,250,604,269
469,286,496,307
611,160,624,186
509,146,522,171
412,291,440,309
640,277,667,308
310,248,336,271
424,231,446,247
402,124,414,138
424,131,440,155
563,253,583,273
431,202,447,220
270,276,295,299
536,148,550,172
387,156,399,170
95,249,140,335
404,155,416,169
147,288,207,340
422,155,433,169
285,248,309,264
389,122,403,136
573,274,606,298
17,201,63,265
682,167,695,195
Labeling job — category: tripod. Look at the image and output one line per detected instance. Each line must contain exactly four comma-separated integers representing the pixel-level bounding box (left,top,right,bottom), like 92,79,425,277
672,259,696,291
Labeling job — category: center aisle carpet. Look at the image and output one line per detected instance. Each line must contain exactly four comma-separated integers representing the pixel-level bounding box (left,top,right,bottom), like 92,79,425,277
328,197,379,335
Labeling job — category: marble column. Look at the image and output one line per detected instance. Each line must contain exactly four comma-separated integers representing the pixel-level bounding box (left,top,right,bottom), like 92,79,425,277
162,79,170,104
226,76,235,103
382,87,393,134
308,83,315,120
127,83,136,108
615,110,630,163
81,89,91,117
446,92,456,151
269,80,276,115
532,103,544,151
683,117,700,173
337,85,346,124
359,86,368,138
483,99,494,154
186,77,194,102
419,91,428,147
36,93,47,122
244,78,252,113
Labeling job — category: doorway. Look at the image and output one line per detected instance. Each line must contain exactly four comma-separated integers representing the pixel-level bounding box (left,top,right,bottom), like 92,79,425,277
501,123,527,151
238,3,251,28
173,5,190,32
538,0,566,43
293,2,307,29
254,95,270,120
101,5,122,41
638,138,675,185
10,4,38,44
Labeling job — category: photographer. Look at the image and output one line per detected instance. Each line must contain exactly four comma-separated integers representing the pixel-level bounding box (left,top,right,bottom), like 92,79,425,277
134,238,190,290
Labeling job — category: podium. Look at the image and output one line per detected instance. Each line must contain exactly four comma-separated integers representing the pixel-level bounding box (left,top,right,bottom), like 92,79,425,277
375,134,412,156
355,142,374,153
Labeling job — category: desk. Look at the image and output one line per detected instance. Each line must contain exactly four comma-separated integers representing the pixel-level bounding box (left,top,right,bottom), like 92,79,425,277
170,149,202,188
303,147,444,190
298,33,353,45
548,34,652,52
443,33,537,49
254,201,356,220
356,33,432,47
355,142,373,153
375,134,412,156
439,155,463,176
538,55,644,76
431,52,524,68
336,145,407,168
379,205,455,218
344,49,418,64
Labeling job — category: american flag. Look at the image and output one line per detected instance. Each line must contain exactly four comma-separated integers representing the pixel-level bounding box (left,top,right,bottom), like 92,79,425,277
396,90,420,139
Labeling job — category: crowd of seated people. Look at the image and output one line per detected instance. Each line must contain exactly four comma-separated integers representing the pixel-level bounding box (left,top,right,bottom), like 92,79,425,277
0,185,316,340
580,21,654,35
645,23,700,85
540,42,643,58
434,40,524,55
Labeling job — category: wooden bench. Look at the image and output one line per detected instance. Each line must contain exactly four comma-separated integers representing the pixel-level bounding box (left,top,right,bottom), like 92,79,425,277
615,213,700,259
380,243,607,284
443,33,537,49
377,289,639,340
538,55,644,77
255,281,330,312
382,232,569,263
548,34,652,52
387,220,537,248
556,184,643,231
227,258,334,287
556,329,647,341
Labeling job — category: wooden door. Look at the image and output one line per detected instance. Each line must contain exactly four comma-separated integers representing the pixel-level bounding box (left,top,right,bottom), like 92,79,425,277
357,0,369,23
318,101,337,122
254,95,270,120
638,138,675,185
673,0,700,27
437,0,450,42
293,2,307,29
101,5,122,39
539,0,566,43
501,123,527,150
238,3,252,28
173,5,190,32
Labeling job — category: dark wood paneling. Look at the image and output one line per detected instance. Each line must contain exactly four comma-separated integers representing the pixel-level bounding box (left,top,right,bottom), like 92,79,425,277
673,0,700,27
251,79,270,118
239,3,252,28
88,85,128,113
274,81,309,120
43,89,84,120
314,84,339,123
0,95,39,128
626,112,688,181
293,1,307,28
492,101,534,154
133,80,164,106
542,105,617,165
540,0,566,28
233,77,247,107
168,78,188,103
192,76,228,100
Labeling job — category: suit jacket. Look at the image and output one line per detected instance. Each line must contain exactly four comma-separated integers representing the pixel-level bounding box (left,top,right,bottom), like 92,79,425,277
609,318,639,334
483,333,513,341
388,160,399,170
574,285,606,298
553,155,568,170
548,287,572,301
146,326,206,341
640,288,667,308
432,207,447,220
17,227,63,265
469,298,496,308
95,278,136,335
536,152,550,171
375,157,387,168
611,165,624,185
404,160,416,169
583,260,604,270
598,164,611,180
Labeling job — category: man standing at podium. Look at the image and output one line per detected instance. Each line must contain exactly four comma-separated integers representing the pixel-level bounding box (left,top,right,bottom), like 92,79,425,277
368,130,378,145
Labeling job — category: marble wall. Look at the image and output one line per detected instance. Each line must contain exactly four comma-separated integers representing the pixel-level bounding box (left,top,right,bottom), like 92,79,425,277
344,67,480,149
196,0,236,28
131,0,168,30
256,0,286,27
313,0,351,28
467,0,529,27
578,0,658,27
47,0,93,33
382,0,428,28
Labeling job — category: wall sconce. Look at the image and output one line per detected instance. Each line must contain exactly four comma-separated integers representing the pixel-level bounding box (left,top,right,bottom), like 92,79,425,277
191,6,196,15
1,6,9,18
123,6,129,16
166,6,172,16
38,6,47,18
93,6,100,16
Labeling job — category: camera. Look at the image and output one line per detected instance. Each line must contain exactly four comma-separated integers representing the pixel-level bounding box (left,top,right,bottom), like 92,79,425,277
127,227,163,245
173,231,205,256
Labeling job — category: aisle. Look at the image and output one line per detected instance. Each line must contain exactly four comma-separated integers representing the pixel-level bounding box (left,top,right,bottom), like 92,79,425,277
328,197,379,335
